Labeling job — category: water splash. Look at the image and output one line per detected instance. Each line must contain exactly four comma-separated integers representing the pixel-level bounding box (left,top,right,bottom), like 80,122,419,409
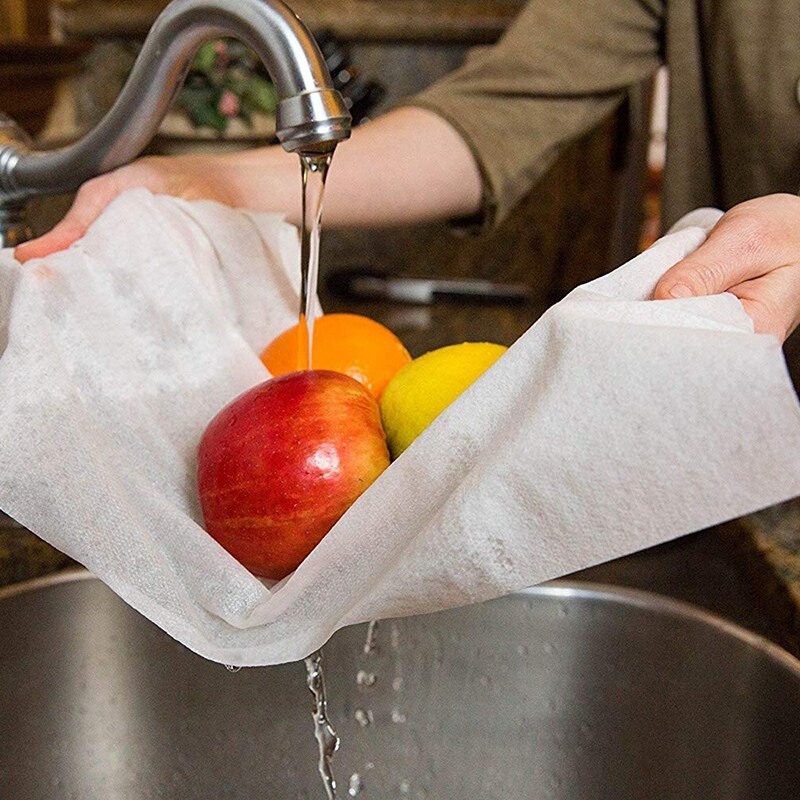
356,670,376,687
354,708,373,728
347,773,363,797
363,620,379,656
305,651,340,800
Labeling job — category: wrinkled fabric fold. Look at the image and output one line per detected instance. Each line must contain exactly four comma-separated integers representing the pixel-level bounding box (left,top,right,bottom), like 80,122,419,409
0,192,798,665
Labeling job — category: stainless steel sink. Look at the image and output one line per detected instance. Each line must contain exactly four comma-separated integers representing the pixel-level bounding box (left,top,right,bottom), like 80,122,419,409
1,570,799,799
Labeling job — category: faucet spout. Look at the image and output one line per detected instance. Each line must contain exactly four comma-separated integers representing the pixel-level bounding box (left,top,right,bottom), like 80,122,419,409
0,0,351,206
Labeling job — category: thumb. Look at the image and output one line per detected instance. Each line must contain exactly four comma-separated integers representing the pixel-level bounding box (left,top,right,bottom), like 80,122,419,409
15,175,123,263
653,196,800,301
654,216,770,301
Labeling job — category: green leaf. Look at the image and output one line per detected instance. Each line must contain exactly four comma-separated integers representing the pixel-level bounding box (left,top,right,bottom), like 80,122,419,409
225,72,250,96
179,85,216,112
243,76,278,115
178,86,228,132
193,41,218,74
190,104,228,132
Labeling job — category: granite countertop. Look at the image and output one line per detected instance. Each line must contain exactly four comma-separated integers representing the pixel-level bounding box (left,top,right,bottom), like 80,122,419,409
737,498,800,653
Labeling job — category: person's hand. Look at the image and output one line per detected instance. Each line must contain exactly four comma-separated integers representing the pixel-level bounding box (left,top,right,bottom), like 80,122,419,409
14,109,484,264
654,194,800,343
14,154,243,264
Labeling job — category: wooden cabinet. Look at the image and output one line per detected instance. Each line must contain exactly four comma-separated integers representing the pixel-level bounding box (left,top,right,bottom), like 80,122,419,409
49,0,525,41
1,0,50,38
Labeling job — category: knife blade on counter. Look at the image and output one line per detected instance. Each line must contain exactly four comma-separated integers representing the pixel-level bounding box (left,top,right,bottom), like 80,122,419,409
326,267,533,305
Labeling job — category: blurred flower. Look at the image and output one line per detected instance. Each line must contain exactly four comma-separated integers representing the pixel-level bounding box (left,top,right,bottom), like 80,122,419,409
213,40,229,69
176,38,278,133
218,90,240,118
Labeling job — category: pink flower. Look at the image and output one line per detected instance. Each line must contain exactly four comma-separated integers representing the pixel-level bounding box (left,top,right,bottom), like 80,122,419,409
213,40,229,68
218,90,240,118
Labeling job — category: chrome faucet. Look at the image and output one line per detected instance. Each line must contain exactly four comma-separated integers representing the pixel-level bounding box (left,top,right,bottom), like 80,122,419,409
0,0,351,248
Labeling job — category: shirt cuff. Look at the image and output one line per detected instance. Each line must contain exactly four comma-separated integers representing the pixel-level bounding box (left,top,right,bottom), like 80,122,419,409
395,97,500,235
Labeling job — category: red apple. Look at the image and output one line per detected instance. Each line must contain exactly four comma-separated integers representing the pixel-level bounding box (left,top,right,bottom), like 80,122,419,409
197,370,390,580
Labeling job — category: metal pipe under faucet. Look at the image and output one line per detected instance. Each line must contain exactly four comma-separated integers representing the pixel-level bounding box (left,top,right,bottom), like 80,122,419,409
0,0,351,211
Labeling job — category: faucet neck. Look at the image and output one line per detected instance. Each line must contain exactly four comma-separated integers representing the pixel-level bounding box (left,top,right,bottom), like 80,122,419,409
0,0,350,206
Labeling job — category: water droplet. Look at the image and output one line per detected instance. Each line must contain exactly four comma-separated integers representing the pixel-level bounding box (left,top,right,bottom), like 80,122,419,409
354,708,374,727
392,676,403,692
363,620,379,656
391,708,407,724
516,644,529,656
224,664,242,672
356,670,376,687
365,762,375,771
348,773,363,797
399,780,411,795
543,642,555,655
390,624,401,650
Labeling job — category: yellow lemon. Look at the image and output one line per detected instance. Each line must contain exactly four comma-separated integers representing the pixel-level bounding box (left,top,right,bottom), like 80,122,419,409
379,342,507,459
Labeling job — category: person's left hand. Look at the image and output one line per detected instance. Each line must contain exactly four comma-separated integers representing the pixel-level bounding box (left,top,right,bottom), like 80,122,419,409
653,194,800,342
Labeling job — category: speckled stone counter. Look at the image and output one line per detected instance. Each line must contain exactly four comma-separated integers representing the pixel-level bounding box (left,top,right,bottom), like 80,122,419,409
736,498,800,655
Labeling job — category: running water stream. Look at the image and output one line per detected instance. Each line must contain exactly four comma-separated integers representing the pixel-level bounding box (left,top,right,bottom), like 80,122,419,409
297,152,332,370
297,149,342,798
305,651,341,800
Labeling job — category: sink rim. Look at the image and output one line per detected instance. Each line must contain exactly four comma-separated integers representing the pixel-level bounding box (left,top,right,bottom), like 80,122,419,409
3,566,799,677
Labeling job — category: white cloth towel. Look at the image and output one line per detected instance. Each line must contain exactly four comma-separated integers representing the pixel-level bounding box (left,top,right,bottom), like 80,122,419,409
1,191,798,665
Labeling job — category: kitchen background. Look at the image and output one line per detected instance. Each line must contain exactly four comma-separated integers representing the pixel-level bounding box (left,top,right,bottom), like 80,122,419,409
1,0,799,656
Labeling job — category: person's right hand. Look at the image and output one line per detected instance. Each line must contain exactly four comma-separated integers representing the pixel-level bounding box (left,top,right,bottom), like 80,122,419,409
14,154,239,263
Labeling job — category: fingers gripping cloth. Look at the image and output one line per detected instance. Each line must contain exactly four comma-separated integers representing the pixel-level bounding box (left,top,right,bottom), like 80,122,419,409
0,193,798,665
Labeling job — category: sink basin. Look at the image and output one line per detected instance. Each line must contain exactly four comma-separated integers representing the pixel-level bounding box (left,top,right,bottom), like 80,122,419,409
1,571,798,799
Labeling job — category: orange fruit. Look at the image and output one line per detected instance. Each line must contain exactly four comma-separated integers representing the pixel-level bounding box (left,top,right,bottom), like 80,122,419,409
261,313,412,398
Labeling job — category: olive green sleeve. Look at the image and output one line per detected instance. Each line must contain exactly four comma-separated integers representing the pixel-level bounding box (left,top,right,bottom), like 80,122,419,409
406,0,664,228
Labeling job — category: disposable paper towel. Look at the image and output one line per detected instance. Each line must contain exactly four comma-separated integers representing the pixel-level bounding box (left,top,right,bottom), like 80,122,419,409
0,192,798,666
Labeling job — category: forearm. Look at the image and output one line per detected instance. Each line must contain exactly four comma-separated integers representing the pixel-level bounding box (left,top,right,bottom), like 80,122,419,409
217,107,483,227
14,107,483,262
